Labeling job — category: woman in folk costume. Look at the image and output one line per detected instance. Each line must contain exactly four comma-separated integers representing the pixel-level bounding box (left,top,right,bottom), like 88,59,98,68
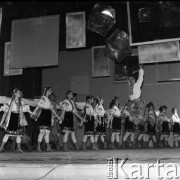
143,102,157,148
157,106,172,148
60,90,80,151
108,96,122,150
94,97,107,149
32,86,61,152
125,65,146,149
171,108,180,147
0,88,33,153
82,95,98,150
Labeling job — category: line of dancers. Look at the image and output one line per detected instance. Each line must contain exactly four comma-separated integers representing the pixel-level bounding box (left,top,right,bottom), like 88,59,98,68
0,65,180,153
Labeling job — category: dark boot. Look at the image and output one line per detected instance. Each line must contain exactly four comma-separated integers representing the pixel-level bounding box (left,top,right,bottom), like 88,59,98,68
92,143,98,150
82,142,87,151
110,142,115,150
133,140,138,150
117,142,121,149
63,142,68,151
37,142,42,152
95,142,99,150
0,142,5,152
103,142,107,149
122,141,126,149
11,139,16,152
46,143,53,152
178,141,180,148
74,143,79,151
16,143,23,153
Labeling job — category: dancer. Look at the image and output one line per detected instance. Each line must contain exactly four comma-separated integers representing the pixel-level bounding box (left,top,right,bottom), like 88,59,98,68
125,65,146,149
32,86,61,152
60,90,80,151
0,88,33,153
82,95,97,150
144,102,157,148
49,93,61,150
157,106,172,148
108,96,122,149
122,112,135,149
171,108,180,147
94,97,107,149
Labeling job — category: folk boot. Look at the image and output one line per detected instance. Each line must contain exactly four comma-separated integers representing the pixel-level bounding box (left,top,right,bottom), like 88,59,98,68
16,143,23,153
63,142,68,152
37,142,42,152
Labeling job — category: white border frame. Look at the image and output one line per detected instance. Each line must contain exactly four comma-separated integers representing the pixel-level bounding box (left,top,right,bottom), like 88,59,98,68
92,45,110,78
66,11,86,49
4,42,23,76
127,1,180,46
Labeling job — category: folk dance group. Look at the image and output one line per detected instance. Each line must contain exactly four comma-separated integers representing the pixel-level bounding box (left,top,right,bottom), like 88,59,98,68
0,65,180,153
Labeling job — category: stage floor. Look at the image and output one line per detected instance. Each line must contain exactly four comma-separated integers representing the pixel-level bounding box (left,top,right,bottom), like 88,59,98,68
0,148,180,164
0,148,180,180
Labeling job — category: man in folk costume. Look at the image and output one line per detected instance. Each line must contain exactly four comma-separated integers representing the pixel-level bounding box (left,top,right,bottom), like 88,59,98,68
0,88,34,153
125,65,147,149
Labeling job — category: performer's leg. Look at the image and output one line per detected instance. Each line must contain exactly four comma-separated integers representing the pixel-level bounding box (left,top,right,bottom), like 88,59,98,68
94,134,99,149
122,132,130,149
115,133,120,149
0,134,9,152
16,136,23,153
82,135,87,150
44,130,53,152
100,135,107,149
165,135,169,147
63,131,70,151
37,129,45,152
70,131,79,150
138,134,143,148
111,132,116,149
90,135,97,150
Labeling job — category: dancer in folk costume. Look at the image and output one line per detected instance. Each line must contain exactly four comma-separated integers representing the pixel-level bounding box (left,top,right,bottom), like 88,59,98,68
0,88,34,153
125,65,147,149
171,108,180,147
32,87,62,152
157,106,172,148
143,102,157,148
94,97,107,149
137,120,147,148
60,90,84,151
49,93,61,150
121,111,135,149
107,97,122,150
82,95,98,150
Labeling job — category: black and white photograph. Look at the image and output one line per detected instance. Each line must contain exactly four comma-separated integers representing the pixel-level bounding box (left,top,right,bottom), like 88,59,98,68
1,1,180,180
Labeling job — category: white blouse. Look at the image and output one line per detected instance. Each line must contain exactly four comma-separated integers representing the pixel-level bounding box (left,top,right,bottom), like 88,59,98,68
85,103,94,116
110,105,121,117
129,68,144,101
37,96,53,109
60,99,75,112
172,114,180,123
94,104,105,117
1,100,30,113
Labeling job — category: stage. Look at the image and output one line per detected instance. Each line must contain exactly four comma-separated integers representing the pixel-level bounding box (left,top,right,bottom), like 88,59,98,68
0,148,180,180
